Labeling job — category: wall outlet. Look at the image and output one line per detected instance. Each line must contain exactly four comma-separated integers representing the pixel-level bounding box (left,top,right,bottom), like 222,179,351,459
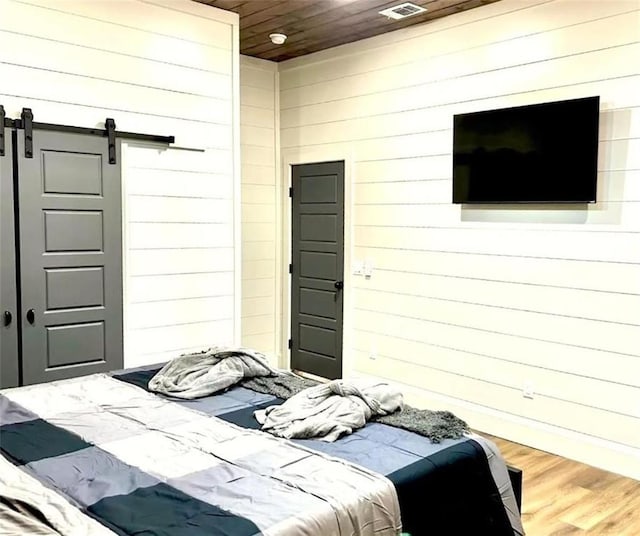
522,381,535,399
353,260,364,276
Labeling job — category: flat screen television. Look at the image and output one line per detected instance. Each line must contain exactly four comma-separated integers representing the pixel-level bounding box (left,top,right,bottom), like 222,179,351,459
452,96,600,204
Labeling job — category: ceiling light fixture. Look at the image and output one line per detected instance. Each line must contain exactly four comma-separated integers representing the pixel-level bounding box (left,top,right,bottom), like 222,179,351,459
269,33,287,45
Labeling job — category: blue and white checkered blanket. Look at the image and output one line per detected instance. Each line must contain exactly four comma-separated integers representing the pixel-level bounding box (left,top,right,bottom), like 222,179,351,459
0,373,402,535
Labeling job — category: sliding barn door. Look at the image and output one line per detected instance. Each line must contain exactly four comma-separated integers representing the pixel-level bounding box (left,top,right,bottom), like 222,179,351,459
17,129,123,385
0,128,19,388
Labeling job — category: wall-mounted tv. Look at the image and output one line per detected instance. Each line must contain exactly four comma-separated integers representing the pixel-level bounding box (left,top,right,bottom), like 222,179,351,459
452,96,600,204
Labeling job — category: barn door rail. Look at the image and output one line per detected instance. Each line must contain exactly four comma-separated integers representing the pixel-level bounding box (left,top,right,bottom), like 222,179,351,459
4,107,174,164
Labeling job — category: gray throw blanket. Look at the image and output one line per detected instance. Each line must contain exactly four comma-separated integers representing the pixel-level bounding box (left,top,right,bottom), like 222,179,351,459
243,373,469,443
148,347,277,399
255,379,403,442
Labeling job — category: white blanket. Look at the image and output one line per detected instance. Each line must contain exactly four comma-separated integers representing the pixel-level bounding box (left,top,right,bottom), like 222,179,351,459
148,346,277,399
255,379,403,441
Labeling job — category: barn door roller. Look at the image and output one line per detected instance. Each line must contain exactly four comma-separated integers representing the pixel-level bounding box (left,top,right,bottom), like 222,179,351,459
105,118,117,164
21,108,33,159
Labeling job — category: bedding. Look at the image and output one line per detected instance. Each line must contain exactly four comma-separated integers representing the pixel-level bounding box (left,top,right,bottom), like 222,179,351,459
0,374,401,536
117,365,524,536
244,373,471,443
1,365,524,536
148,346,276,399
0,454,112,536
254,378,403,441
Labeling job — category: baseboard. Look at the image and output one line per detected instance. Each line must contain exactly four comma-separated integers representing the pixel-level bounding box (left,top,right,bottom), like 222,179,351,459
352,371,640,482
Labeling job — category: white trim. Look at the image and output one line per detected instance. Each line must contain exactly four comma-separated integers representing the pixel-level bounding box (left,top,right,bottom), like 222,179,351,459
240,55,279,72
232,18,242,345
273,69,284,366
280,145,355,376
142,0,240,25
120,141,130,367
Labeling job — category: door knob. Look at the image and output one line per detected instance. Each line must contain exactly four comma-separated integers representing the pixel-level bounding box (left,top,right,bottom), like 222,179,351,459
3,311,11,327
334,281,344,290
26,309,35,325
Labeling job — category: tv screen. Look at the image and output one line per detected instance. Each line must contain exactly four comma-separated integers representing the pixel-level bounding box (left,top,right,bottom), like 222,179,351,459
452,96,600,204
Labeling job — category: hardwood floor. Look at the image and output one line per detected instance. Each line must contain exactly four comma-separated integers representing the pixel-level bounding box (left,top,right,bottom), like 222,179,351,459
485,434,640,535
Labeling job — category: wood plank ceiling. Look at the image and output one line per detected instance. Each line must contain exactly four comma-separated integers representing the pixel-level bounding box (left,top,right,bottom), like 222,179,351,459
196,0,501,62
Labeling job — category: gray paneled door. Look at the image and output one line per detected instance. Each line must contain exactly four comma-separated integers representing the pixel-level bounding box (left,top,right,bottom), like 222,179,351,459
1,128,19,388
17,128,123,385
291,161,344,380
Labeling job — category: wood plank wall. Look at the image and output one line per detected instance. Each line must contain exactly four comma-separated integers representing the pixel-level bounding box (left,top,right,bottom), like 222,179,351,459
240,56,279,362
277,0,640,479
0,0,240,367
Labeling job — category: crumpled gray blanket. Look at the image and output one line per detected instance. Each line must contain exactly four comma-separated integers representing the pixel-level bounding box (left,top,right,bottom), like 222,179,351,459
242,372,316,400
254,379,403,442
148,347,277,399
243,373,469,443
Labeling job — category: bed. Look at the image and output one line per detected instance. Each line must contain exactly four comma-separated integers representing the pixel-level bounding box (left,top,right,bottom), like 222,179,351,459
0,365,524,536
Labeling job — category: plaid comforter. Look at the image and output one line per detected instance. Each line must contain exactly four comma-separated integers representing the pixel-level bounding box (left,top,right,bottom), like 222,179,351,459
0,374,402,536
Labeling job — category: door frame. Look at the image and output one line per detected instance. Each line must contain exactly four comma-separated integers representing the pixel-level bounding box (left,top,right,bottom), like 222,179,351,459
279,146,354,377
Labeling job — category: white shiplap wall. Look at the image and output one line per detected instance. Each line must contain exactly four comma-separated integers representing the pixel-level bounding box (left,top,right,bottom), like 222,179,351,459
278,0,640,479
0,0,240,366
240,56,280,363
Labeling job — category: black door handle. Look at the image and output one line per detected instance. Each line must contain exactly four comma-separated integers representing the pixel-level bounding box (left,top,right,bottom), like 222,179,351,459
334,281,344,290
3,311,11,327
26,309,35,325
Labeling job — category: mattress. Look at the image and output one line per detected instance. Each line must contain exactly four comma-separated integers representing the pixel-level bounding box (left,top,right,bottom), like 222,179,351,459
0,366,524,536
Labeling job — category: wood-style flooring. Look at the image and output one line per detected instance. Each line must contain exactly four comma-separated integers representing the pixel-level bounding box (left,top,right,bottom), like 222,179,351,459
485,434,640,535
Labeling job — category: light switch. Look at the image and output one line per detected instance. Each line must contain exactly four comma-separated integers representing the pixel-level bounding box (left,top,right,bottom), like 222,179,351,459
363,259,374,278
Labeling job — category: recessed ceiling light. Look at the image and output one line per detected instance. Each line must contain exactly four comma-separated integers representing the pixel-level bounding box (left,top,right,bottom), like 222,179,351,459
379,2,427,20
269,33,287,45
